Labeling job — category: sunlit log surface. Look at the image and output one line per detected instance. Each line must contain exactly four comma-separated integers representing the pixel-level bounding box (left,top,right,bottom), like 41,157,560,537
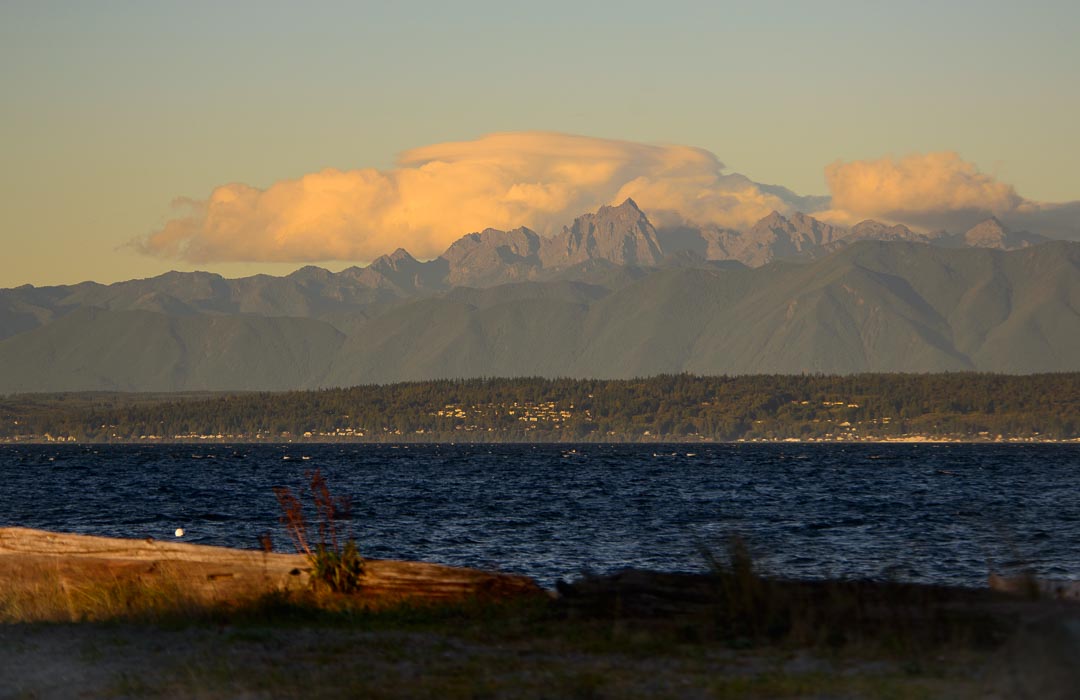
0,527,542,605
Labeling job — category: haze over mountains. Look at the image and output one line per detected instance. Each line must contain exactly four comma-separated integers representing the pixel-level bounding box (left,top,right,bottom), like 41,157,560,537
1,202,1076,392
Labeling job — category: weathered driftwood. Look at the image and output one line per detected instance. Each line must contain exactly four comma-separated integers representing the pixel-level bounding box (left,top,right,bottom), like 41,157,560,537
989,573,1080,601
0,527,542,606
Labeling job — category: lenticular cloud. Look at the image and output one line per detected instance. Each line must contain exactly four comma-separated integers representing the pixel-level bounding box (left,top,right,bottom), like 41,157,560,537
137,132,804,263
138,132,1080,264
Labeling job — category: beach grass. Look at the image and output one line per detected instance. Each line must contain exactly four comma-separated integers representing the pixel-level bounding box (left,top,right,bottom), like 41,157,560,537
0,553,1009,696
2,529,1073,697
1,587,994,699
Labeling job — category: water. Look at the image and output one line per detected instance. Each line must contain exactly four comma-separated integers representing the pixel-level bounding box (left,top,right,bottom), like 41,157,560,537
1,443,1078,588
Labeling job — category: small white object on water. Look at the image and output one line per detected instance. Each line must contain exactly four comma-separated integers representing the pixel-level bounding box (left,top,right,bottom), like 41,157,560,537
174,528,185,537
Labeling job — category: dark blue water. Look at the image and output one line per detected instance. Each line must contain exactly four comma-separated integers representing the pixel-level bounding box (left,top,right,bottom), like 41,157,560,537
1,443,1078,587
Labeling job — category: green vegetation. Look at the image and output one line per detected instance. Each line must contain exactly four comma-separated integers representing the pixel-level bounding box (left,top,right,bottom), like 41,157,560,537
274,470,365,594
0,542,1025,698
560,537,1011,656
2,372,1078,443
4,593,995,698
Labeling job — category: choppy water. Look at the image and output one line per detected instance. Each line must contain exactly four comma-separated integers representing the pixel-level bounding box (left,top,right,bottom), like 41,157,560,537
1,443,1078,587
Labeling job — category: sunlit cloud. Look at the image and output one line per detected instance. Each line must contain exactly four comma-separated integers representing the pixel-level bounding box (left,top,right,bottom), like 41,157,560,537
137,132,803,263
138,135,1080,263
818,152,1079,237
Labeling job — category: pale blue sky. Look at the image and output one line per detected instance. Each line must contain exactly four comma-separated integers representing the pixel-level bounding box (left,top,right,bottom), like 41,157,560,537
2,0,1078,285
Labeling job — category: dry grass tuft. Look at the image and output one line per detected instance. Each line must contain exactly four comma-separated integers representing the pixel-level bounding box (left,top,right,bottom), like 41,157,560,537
0,560,209,623
274,469,365,594
557,534,1014,658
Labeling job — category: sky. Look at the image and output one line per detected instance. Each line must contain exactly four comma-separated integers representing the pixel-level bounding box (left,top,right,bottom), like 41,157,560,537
2,0,1078,286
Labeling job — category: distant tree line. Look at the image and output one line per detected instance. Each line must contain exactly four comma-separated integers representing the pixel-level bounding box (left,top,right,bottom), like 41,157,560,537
1,373,1078,442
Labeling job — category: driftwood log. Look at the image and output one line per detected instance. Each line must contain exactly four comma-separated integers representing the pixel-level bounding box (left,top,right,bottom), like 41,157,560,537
0,527,542,607
988,573,1080,601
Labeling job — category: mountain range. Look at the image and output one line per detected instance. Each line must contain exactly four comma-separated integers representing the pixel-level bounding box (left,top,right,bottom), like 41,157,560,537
1,202,1076,392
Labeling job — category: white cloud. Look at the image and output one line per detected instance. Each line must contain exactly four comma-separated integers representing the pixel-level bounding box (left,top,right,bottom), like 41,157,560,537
138,131,803,262
817,151,1079,237
139,135,1080,263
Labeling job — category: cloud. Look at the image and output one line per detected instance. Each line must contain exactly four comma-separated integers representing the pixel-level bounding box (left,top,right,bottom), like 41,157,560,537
139,135,1080,263
818,152,1079,238
138,132,803,263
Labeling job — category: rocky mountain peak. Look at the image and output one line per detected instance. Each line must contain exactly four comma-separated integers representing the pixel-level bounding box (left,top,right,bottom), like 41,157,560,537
735,211,846,265
349,247,447,293
384,248,417,265
610,197,643,213
585,198,652,231
847,220,925,243
963,217,1050,250
964,217,1009,244
760,211,789,227
439,226,543,287
441,227,541,262
288,265,333,282
540,199,664,268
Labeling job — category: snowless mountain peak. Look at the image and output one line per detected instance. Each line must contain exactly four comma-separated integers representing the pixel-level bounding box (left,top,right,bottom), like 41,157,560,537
961,217,1048,250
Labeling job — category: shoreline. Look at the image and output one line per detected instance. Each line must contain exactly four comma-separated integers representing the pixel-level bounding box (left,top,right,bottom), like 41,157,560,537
0,527,543,614
5,436,1080,445
3,527,1078,600
4,528,1080,697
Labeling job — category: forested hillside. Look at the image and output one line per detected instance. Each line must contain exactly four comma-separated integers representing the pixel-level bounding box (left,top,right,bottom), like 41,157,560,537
3,374,1077,443
3,204,1078,391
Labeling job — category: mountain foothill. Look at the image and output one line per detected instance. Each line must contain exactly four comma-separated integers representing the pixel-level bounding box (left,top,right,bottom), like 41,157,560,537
1,200,1077,392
